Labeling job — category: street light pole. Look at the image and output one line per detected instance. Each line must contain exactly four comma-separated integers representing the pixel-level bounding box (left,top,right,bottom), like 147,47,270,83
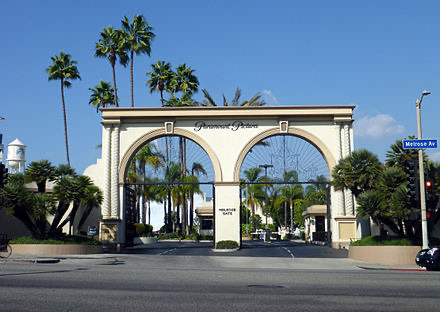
259,164,273,242
416,90,430,249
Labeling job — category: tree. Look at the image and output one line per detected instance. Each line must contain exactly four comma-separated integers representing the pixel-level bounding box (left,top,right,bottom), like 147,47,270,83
24,160,57,193
89,81,115,111
94,26,128,107
332,149,382,197
77,185,103,231
188,162,207,233
146,60,174,106
46,52,81,167
202,87,266,106
243,167,263,217
121,15,155,107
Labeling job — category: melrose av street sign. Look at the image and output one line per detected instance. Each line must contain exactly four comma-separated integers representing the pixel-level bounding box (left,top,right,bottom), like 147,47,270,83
402,139,438,149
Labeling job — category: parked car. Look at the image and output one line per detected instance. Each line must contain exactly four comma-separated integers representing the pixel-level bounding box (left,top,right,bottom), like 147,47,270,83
416,248,440,271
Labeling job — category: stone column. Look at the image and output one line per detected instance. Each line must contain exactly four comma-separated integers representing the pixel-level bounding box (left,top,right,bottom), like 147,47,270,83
334,124,345,216
343,123,354,216
214,183,241,246
111,124,120,219
102,125,112,219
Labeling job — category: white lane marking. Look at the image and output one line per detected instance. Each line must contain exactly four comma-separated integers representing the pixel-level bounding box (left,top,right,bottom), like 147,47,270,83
159,248,177,256
281,247,295,258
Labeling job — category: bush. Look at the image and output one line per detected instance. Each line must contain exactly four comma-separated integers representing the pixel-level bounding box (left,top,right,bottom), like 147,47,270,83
10,235,101,245
215,240,238,249
185,233,199,240
199,235,213,240
350,235,414,246
241,224,254,234
158,232,182,240
134,223,153,237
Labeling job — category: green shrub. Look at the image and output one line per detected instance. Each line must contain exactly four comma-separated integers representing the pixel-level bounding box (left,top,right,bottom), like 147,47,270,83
241,224,254,234
199,235,213,240
216,240,238,249
134,223,153,237
185,233,199,240
10,235,101,245
350,235,414,246
158,232,181,240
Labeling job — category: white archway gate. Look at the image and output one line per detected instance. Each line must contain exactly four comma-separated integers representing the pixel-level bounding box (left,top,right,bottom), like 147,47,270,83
99,105,362,248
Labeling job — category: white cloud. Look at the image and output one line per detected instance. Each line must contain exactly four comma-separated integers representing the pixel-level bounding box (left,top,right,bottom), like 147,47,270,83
262,89,278,104
355,114,404,139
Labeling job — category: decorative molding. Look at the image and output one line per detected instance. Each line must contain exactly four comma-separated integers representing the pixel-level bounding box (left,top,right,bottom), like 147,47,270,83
279,121,289,133
165,121,174,134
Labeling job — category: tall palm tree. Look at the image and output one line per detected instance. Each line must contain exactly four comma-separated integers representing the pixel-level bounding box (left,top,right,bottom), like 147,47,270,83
121,15,155,107
173,63,199,96
202,87,266,107
146,60,174,106
189,162,207,233
89,81,115,111
164,162,182,232
243,167,263,216
46,52,81,167
94,26,128,107
135,143,164,224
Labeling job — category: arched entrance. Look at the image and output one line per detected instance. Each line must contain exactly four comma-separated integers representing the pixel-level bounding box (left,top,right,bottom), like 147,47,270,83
98,105,361,248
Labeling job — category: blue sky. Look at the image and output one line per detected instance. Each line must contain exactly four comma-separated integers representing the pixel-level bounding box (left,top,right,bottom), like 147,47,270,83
1,0,439,174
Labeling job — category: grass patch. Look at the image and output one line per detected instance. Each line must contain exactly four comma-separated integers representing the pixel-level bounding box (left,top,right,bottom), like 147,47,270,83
10,235,101,245
350,235,414,246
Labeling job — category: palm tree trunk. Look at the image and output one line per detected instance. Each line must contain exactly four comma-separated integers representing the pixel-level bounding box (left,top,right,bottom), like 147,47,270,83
290,200,294,231
284,202,287,232
60,79,70,166
148,200,151,225
112,64,118,107
130,49,134,107
163,201,167,233
167,190,172,232
190,192,194,233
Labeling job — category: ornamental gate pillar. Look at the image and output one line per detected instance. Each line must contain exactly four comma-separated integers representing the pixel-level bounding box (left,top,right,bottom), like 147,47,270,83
214,183,241,246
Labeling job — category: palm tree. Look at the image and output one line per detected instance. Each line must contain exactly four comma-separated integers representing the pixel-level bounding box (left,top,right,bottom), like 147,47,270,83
77,185,103,231
243,167,263,217
57,175,93,234
146,60,174,106
174,64,199,96
202,87,266,106
189,162,207,233
94,26,128,107
24,160,57,193
164,162,182,232
46,52,81,167
332,149,383,197
135,143,164,224
89,81,115,111
143,177,160,225
121,15,155,107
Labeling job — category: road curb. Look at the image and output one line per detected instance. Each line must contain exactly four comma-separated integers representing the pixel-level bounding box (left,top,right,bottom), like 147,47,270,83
0,258,60,264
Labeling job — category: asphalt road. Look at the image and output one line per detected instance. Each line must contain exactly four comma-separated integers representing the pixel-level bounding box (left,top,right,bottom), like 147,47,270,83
125,240,349,258
1,242,439,311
